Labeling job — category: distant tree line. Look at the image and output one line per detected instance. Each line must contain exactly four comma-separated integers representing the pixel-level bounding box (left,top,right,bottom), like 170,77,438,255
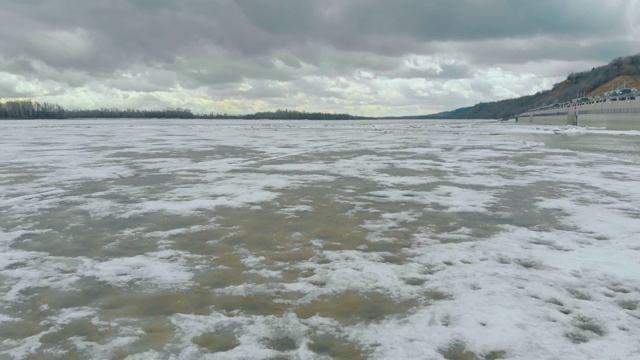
245,109,363,120
0,100,196,119
195,109,365,120
68,107,195,119
0,100,365,120
0,100,65,119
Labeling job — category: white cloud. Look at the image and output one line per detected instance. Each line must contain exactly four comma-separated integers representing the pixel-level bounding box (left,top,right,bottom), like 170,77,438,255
0,0,638,116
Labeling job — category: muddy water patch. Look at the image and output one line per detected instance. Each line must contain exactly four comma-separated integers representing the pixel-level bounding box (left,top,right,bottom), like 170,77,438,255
192,332,239,353
489,182,573,231
308,333,367,359
9,211,182,258
294,291,417,324
193,267,245,288
97,288,215,319
211,294,290,317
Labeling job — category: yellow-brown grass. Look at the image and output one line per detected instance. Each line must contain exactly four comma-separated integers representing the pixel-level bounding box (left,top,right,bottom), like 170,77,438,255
588,75,640,97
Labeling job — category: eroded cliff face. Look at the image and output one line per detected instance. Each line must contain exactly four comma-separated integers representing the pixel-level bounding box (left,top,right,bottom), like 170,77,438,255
428,54,640,119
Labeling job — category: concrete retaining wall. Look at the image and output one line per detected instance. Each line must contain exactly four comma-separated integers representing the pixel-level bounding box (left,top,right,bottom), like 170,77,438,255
518,98,640,130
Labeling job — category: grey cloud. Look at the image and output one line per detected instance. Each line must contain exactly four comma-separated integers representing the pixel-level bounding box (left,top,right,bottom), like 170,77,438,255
1,58,37,75
172,51,295,88
437,64,472,79
3,0,631,67
102,77,175,93
238,81,290,99
380,64,473,80
469,81,495,95
289,78,351,100
0,83,30,99
235,0,315,36
0,0,638,116
344,0,626,41
460,39,640,66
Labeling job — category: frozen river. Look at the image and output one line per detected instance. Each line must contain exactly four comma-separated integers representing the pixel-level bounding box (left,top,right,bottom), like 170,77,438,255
1,119,639,359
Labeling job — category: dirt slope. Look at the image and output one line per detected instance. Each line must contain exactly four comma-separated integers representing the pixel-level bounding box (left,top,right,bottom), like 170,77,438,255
588,75,640,97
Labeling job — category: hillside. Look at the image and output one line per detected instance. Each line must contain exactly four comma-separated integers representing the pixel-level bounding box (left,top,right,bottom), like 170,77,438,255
587,75,640,97
423,53,640,119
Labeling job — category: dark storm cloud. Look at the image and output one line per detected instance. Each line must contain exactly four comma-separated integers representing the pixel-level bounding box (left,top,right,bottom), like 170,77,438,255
2,0,631,69
460,38,640,66
343,0,625,41
0,0,637,115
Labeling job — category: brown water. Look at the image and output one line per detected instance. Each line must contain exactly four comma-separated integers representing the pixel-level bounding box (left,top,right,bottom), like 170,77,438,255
1,119,640,359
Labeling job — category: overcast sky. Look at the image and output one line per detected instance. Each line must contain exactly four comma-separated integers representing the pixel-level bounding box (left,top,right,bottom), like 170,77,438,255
1,0,639,116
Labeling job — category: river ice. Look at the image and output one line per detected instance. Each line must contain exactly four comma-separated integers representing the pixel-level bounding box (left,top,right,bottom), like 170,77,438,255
0,119,639,359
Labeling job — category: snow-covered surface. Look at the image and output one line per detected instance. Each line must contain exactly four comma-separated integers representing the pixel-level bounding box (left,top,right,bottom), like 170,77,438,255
1,119,639,359
553,125,586,135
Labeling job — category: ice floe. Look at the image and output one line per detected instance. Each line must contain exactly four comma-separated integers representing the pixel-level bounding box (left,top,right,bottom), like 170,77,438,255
1,119,639,359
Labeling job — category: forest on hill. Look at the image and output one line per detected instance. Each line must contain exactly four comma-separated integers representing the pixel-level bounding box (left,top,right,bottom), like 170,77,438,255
421,53,640,120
